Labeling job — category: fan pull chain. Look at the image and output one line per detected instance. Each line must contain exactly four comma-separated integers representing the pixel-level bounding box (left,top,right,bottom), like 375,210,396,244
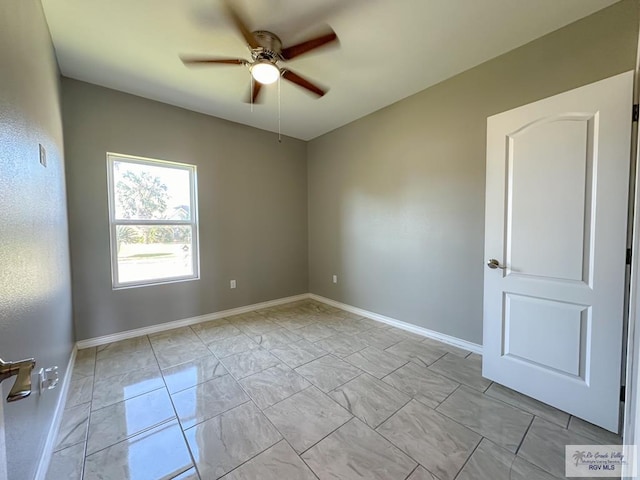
277,73,282,143
250,75,254,112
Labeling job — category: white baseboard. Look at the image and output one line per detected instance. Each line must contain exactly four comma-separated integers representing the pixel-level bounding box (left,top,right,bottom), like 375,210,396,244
309,294,483,355
76,293,310,349
34,345,77,480
75,292,482,355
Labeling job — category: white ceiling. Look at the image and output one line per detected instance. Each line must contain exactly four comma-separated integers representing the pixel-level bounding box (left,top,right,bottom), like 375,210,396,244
41,0,618,141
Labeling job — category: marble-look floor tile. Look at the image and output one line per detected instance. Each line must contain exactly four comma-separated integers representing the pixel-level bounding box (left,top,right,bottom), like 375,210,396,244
429,353,492,392
54,402,90,452
185,401,282,479
149,326,203,349
485,383,570,428
344,346,407,379
314,334,369,357
94,349,158,380
358,328,406,350
91,366,164,410
330,374,410,428
84,420,193,480
382,361,459,408
568,416,622,444
162,354,228,394
436,386,532,452
385,340,448,367
331,310,361,320
251,328,301,349
86,388,175,455
152,340,212,369
303,418,417,480
296,323,339,342
235,319,280,335
45,442,85,480
353,316,381,328
457,438,560,480
174,467,200,479
207,334,259,358
519,417,605,478
192,321,241,344
264,386,352,453
295,355,362,392
96,336,153,361
171,374,250,429
384,327,427,343
73,348,96,378
220,348,281,379
327,321,366,336
270,340,327,368
221,440,316,480
239,363,310,409
272,316,316,331
421,337,471,357
66,375,93,408
377,399,481,480
407,466,439,480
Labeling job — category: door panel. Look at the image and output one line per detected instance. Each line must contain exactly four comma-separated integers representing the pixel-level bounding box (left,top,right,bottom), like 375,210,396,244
507,116,592,281
483,71,633,432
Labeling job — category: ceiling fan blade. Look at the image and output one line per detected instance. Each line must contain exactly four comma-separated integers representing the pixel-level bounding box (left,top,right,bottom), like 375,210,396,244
281,30,338,60
181,56,246,66
282,69,326,97
245,81,264,104
222,0,259,49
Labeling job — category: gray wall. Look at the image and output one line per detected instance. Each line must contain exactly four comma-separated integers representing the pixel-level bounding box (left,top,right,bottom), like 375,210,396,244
0,1,75,479
307,0,639,345
62,79,308,340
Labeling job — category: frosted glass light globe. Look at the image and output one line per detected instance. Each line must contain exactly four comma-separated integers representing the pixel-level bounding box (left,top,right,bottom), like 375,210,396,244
251,61,280,85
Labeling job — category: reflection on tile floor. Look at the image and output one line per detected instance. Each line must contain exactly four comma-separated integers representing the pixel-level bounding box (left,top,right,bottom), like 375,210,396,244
47,299,621,480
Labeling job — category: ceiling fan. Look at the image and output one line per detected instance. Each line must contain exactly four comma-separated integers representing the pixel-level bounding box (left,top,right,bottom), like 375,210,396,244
181,1,339,103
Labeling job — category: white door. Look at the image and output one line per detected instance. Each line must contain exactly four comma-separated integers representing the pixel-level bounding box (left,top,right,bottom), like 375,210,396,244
483,71,633,433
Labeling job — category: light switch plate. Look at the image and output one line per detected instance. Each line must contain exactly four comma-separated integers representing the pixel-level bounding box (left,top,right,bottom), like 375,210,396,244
39,144,47,167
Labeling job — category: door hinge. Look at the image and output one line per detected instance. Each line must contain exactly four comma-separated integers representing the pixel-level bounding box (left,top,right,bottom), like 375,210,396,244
621,385,626,402
633,104,639,122
627,248,632,265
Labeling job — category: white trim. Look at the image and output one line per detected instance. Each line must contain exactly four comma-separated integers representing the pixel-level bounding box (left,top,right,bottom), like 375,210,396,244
76,294,310,349
34,346,77,480
622,16,640,478
309,294,483,355
0,385,6,480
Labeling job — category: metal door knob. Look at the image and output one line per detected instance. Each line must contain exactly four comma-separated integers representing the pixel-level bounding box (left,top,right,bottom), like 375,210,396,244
487,259,506,269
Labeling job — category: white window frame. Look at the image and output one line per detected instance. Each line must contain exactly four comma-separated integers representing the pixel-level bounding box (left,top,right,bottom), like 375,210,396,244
106,152,200,289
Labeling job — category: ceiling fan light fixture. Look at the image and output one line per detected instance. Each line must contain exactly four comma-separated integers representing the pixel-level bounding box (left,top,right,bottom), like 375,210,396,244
251,61,280,85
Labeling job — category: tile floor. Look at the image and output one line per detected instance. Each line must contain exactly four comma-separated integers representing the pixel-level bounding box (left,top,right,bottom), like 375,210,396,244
46,300,620,480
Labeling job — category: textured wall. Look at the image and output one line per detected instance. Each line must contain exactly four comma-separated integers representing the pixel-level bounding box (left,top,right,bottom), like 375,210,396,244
0,1,75,479
307,0,639,344
62,79,308,340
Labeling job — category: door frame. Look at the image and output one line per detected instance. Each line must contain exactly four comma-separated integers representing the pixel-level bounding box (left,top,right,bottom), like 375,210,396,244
621,14,640,480
0,392,7,480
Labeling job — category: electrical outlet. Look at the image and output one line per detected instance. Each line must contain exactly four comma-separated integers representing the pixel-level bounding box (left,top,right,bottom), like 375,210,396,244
332,275,338,284
230,280,236,289
39,144,47,167
38,366,59,394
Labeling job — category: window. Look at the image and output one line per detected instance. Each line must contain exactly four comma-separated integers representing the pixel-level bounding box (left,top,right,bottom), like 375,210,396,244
107,153,199,288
